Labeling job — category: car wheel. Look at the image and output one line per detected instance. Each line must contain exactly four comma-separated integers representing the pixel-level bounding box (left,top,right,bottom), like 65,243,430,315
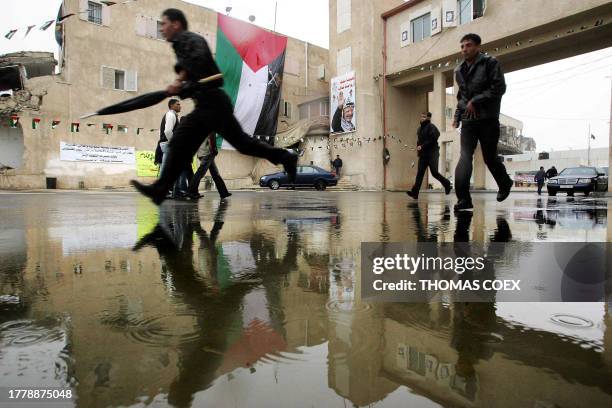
269,180,280,190
315,180,327,191
547,189,556,196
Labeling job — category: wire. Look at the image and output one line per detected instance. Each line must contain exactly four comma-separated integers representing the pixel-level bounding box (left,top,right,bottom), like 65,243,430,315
507,53,612,85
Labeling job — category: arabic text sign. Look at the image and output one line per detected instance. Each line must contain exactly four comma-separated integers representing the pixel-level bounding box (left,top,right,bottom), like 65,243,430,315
60,141,135,164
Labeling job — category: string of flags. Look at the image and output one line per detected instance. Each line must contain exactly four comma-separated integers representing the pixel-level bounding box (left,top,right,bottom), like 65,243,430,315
7,116,415,151
3,0,138,40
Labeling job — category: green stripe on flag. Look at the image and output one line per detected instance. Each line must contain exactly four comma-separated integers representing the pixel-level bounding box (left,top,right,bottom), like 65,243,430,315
215,29,243,107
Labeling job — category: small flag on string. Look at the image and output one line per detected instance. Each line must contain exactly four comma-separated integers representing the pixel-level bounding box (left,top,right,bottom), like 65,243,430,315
5,29,18,39
40,20,54,31
57,13,76,23
101,1,117,5
24,25,36,38
71,122,80,132
590,134,596,140
32,118,41,129
103,123,113,134
51,120,61,129
9,115,19,128
118,125,128,133
136,127,144,135
87,123,96,127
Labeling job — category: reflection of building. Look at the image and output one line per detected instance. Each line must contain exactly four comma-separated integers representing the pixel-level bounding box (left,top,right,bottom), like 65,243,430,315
0,0,329,189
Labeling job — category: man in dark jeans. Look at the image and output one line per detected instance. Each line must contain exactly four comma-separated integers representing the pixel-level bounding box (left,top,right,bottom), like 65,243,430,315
534,166,546,195
406,112,452,199
452,33,513,211
131,8,297,205
188,133,231,200
332,155,343,177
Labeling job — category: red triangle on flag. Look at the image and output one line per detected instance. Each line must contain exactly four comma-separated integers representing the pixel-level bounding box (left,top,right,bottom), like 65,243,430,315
218,13,287,73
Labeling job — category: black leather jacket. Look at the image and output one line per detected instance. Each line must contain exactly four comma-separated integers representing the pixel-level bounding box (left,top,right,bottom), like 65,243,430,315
454,53,506,124
416,120,440,156
171,31,224,98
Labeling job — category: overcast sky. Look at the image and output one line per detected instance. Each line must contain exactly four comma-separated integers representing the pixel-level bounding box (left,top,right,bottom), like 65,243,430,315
1,0,609,153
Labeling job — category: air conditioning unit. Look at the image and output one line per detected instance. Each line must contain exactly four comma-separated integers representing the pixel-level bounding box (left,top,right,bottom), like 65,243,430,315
317,64,325,80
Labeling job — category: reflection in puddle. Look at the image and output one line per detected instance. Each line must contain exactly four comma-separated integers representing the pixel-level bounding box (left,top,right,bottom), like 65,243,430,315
0,192,609,407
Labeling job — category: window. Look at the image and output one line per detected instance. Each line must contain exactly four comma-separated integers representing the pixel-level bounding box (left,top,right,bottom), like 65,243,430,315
337,0,351,33
411,13,431,43
458,0,485,24
320,100,330,117
299,104,309,120
337,47,352,76
156,20,164,40
282,100,292,118
302,167,315,174
88,1,103,25
445,107,453,118
101,66,137,91
114,70,125,90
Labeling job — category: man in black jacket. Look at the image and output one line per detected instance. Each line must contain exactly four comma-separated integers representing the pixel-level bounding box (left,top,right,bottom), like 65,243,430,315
131,8,297,205
452,33,513,211
406,112,452,199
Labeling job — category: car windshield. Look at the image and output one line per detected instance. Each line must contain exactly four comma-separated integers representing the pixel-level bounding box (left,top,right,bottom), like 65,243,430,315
559,167,597,176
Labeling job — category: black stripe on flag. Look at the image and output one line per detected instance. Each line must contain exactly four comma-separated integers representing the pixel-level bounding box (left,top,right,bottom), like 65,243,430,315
253,50,286,145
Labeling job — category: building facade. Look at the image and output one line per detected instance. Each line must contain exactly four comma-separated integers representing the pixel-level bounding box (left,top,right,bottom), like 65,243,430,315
0,0,329,190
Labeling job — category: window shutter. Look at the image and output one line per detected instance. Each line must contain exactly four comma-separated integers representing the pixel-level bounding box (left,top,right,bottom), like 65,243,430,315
442,0,457,28
102,2,111,26
146,17,157,38
125,70,137,91
101,66,114,89
79,0,88,21
400,21,410,47
431,7,442,35
135,14,146,36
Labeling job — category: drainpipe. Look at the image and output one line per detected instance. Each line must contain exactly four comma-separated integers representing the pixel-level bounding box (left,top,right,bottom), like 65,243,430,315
305,42,309,89
382,18,388,190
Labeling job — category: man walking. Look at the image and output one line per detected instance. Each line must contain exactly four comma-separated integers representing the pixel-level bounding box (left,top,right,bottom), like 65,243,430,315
452,33,513,211
545,166,558,179
332,155,343,177
406,112,452,199
534,166,546,195
157,99,191,199
187,132,232,200
131,8,297,205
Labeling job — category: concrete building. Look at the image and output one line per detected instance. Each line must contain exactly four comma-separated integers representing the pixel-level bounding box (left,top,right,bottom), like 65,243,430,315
328,0,612,190
0,0,329,190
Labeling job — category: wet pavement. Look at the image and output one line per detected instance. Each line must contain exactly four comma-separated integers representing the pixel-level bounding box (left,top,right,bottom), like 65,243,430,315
0,191,611,408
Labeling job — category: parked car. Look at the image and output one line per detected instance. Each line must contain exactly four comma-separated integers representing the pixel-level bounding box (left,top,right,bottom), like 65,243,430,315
547,166,608,196
260,165,338,190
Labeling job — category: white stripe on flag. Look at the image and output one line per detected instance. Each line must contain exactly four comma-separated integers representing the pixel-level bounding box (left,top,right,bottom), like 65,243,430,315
234,63,269,137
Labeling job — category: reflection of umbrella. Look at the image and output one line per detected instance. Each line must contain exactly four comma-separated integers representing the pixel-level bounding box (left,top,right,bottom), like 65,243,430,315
80,73,223,119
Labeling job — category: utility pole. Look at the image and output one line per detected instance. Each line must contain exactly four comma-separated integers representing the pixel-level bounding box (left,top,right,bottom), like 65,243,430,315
273,1,278,32
588,123,591,166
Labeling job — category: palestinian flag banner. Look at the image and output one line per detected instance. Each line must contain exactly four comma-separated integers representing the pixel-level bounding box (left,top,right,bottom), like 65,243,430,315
215,13,287,150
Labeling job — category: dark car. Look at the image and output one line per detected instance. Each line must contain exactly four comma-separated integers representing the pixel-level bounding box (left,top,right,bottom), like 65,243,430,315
547,166,608,196
259,165,338,190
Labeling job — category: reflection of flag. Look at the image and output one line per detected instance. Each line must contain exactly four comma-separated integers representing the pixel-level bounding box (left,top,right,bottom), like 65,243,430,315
591,134,596,140
5,29,17,39
215,13,287,149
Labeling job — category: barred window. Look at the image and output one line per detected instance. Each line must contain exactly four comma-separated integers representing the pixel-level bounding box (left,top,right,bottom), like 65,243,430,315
88,1,102,25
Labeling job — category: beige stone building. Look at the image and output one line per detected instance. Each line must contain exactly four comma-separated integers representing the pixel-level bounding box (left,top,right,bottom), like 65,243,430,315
0,0,329,190
329,0,612,190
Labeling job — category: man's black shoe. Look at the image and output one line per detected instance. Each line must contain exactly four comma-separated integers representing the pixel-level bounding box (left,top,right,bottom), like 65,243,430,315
283,152,298,183
406,191,418,200
220,192,232,200
497,179,513,202
131,180,166,205
444,183,452,195
454,200,473,211
187,192,204,200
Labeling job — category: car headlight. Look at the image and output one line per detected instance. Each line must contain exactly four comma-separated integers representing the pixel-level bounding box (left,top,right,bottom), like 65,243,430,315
548,179,557,184
578,178,592,184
